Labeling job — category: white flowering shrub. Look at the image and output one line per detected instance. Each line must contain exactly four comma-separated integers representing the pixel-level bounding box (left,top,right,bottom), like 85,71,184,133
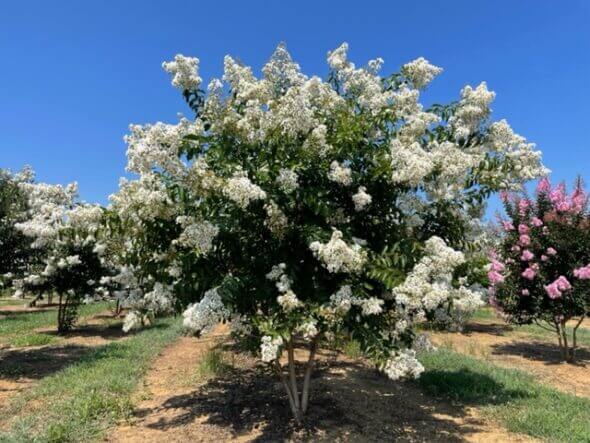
0,166,41,289
111,43,546,421
12,173,112,332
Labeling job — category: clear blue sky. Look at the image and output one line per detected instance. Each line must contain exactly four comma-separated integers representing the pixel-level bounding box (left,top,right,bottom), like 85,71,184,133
2,1,589,214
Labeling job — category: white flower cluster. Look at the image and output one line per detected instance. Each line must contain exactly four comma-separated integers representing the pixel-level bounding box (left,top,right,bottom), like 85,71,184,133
310,230,367,274
390,140,434,187
223,171,267,208
450,82,495,140
183,287,229,334
327,285,383,317
162,54,201,90
391,236,483,328
109,174,175,223
260,335,284,362
352,186,372,211
125,118,199,177
121,282,175,332
266,263,302,312
327,43,393,115
402,57,443,89
327,161,352,186
275,168,299,193
297,320,318,340
382,349,425,380
174,216,219,254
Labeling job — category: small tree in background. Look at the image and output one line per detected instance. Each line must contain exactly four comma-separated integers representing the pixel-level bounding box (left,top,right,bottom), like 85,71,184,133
108,43,546,421
0,167,42,292
489,178,590,362
14,176,111,332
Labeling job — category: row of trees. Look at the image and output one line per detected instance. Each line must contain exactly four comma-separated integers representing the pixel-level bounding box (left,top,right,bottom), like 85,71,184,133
1,43,563,421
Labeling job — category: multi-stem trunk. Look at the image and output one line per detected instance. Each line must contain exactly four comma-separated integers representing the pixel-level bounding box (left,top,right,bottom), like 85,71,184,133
275,336,318,424
554,316,586,363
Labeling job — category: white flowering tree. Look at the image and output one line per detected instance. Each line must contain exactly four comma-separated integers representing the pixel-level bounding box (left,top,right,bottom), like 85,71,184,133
0,166,41,291
13,175,112,332
113,43,546,422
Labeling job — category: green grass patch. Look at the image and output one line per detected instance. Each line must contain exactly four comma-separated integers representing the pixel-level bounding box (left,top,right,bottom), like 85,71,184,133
7,333,59,348
0,317,183,442
417,348,590,442
0,301,113,342
193,347,233,381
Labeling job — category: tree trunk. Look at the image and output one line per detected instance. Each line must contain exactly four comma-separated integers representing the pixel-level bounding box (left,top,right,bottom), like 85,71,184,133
275,337,318,424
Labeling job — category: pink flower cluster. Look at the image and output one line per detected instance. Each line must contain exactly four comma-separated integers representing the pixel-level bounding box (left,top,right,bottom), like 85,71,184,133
573,264,590,280
544,276,571,299
487,259,505,284
538,178,586,214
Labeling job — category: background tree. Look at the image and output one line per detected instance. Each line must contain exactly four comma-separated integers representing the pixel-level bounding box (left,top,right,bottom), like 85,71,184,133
0,167,42,292
489,178,589,362
109,43,547,421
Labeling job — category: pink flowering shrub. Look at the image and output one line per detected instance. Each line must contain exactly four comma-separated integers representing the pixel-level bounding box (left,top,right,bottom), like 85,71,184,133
490,177,590,362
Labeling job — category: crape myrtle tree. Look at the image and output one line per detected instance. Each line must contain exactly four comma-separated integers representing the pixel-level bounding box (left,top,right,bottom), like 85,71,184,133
110,43,547,422
13,175,112,332
0,166,42,292
489,178,590,362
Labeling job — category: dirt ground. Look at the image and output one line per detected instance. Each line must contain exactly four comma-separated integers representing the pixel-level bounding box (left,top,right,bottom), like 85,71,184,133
109,329,535,443
431,320,590,398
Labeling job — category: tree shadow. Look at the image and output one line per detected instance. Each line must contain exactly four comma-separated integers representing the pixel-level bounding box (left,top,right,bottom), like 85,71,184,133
491,341,590,365
130,357,524,442
461,322,513,336
41,321,126,340
0,344,94,380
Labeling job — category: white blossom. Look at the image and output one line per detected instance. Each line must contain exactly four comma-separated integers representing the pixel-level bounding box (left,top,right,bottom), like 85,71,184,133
223,171,267,208
382,349,424,380
352,186,372,211
162,54,201,90
183,287,229,334
310,230,367,274
328,161,352,186
260,335,284,362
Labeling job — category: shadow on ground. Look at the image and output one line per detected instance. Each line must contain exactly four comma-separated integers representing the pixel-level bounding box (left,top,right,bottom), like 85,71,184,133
491,340,590,365
129,357,523,442
0,344,94,379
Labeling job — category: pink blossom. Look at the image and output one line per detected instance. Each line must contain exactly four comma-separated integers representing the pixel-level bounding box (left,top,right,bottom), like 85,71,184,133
518,224,530,235
571,187,586,213
541,255,548,262
506,258,515,264
549,183,566,205
490,260,505,272
519,234,531,246
518,199,530,215
531,217,543,227
488,270,505,284
502,221,515,231
520,250,534,261
573,265,590,279
500,190,509,202
542,226,549,235
521,289,530,296
556,200,572,212
531,263,540,271
521,267,536,280
544,282,562,299
536,177,551,195
546,247,557,256
544,276,572,299
511,245,521,252
555,276,571,291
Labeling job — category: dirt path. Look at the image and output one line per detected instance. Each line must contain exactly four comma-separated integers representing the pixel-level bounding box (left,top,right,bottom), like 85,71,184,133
109,330,535,442
431,321,590,398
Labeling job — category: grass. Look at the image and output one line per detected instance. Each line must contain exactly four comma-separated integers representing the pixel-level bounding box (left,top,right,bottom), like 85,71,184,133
193,347,233,381
471,307,590,346
0,317,183,443
7,333,59,347
0,301,113,343
417,348,590,442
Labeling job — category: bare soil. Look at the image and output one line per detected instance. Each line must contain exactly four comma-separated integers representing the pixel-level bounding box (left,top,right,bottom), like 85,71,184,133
431,320,590,398
109,328,535,443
